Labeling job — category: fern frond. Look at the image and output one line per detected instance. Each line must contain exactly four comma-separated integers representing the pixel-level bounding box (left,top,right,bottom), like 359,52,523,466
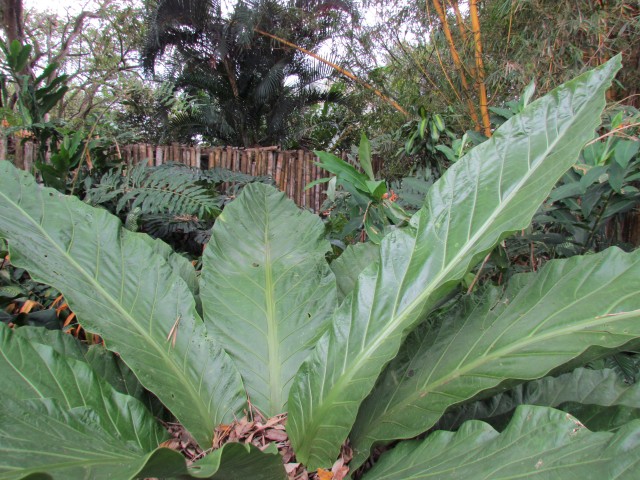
87,163,222,219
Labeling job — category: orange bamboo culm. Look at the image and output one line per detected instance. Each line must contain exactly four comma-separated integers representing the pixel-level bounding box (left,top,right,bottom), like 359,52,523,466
254,28,410,118
430,0,481,131
469,0,492,137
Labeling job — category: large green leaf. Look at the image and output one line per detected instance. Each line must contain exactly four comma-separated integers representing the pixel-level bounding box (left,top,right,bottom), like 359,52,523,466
0,323,173,479
0,323,166,450
437,367,640,432
330,242,379,302
11,327,148,402
0,161,245,447
187,443,286,479
287,56,621,469
350,247,640,466
561,403,640,432
201,183,336,416
0,398,185,480
360,405,640,479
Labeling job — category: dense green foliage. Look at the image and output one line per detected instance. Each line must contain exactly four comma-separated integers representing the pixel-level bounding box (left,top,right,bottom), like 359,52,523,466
3,56,640,479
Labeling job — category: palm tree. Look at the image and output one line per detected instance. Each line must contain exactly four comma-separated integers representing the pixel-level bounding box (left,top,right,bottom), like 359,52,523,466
142,0,356,147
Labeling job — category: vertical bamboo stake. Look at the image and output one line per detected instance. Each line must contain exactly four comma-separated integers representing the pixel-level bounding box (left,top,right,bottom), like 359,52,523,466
304,153,311,208
14,138,24,169
295,150,303,206
276,152,283,190
469,0,492,137
250,152,261,176
172,143,180,163
23,141,33,172
267,151,274,178
0,131,6,161
208,150,214,169
287,157,294,199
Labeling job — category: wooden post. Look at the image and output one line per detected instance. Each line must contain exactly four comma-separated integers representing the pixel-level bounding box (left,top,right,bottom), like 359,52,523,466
155,146,163,166
0,132,6,161
15,137,24,169
208,150,215,169
172,143,179,163
23,141,34,172
304,153,312,208
296,150,304,207
266,152,276,178
275,152,283,189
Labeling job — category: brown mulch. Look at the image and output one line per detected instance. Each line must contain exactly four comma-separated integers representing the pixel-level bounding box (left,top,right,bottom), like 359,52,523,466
160,410,353,480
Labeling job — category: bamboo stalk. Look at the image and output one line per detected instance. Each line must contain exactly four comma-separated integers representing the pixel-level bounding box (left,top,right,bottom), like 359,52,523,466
429,0,482,131
469,0,492,137
275,152,283,189
295,151,303,206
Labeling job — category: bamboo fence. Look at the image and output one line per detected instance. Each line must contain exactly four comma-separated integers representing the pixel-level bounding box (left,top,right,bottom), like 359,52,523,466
4,139,380,212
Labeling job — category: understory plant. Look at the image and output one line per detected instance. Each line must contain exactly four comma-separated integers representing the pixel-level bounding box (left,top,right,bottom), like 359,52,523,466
312,134,410,246
3,57,640,479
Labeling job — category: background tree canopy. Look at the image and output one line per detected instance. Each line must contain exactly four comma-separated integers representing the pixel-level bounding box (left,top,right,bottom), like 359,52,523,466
141,0,356,147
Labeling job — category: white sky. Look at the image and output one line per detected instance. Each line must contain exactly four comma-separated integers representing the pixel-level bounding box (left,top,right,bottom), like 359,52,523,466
24,0,102,15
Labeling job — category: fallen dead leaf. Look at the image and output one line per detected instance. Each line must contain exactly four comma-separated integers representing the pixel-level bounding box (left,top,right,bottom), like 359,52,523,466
316,468,333,480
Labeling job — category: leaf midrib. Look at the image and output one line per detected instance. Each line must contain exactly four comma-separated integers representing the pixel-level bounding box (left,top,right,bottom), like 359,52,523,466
299,85,598,461
264,202,282,414
366,309,640,443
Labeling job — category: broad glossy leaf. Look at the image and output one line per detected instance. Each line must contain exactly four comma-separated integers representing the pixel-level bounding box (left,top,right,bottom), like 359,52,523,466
288,56,621,469
359,133,375,181
0,161,245,447
201,183,336,416
315,151,370,192
561,403,640,432
12,326,158,412
0,399,186,480
330,242,379,302
437,367,640,432
350,247,640,466
187,443,286,479
0,323,166,451
361,405,640,479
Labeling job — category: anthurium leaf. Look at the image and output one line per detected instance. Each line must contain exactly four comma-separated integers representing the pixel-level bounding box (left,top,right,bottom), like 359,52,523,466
350,247,640,467
288,56,621,469
0,161,245,447
187,443,286,479
12,324,88,360
437,367,640,432
0,399,187,480
12,326,154,410
561,403,640,432
0,323,167,451
360,405,640,480
201,183,336,416
146,236,199,297
330,242,379,302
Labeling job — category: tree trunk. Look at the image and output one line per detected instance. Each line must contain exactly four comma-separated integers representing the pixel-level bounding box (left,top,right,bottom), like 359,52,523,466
1,0,24,45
